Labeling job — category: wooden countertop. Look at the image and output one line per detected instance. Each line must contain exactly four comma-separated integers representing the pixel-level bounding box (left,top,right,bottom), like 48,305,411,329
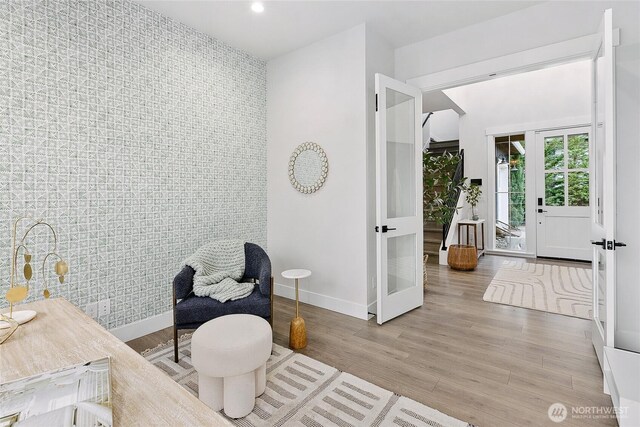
0,298,230,426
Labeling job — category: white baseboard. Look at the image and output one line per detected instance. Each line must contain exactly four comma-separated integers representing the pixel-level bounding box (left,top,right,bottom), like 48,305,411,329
367,300,377,315
109,310,173,342
274,282,369,320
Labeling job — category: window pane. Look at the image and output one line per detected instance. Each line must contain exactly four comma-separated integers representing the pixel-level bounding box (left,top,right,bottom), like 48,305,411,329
544,136,564,170
386,88,415,218
509,141,525,194
568,133,589,169
545,172,565,206
509,194,526,228
387,233,416,296
495,142,510,193
494,135,526,252
568,171,589,206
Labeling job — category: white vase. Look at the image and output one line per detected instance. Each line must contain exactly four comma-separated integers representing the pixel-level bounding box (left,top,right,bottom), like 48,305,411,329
471,206,479,221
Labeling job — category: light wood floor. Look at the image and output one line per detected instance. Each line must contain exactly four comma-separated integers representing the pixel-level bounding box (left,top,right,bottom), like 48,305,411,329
127,255,614,427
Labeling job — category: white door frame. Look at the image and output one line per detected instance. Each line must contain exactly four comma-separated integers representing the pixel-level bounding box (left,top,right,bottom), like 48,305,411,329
407,31,606,260
406,33,608,94
484,118,590,257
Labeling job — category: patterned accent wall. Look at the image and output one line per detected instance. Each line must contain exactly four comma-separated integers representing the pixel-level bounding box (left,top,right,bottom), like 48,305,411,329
0,0,267,329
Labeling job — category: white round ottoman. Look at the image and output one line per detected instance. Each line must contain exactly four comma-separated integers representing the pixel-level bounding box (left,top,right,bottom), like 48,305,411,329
191,314,272,418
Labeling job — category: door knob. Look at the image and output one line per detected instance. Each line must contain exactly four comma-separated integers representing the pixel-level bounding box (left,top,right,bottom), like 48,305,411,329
537,209,548,213
591,239,606,248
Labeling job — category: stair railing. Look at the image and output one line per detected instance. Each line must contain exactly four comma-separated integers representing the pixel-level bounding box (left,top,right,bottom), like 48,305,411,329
441,149,464,250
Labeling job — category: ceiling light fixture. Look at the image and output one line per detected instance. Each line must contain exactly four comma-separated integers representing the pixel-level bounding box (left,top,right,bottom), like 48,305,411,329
251,2,264,13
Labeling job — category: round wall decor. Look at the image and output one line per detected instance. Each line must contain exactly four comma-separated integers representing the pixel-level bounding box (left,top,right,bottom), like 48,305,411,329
288,142,328,194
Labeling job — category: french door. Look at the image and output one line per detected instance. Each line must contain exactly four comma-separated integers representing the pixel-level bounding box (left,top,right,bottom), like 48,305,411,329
535,127,591,261
590,9,618,368
375,74,423,325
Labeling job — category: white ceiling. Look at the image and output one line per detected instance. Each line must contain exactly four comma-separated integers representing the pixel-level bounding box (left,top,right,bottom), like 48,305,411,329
137,1,541,60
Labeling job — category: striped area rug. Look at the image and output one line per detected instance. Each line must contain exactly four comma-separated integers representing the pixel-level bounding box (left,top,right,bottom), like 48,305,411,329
483,261,592,319
142,335,472,427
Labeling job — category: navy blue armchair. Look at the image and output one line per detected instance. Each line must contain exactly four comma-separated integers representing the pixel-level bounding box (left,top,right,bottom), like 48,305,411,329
172,242,273,362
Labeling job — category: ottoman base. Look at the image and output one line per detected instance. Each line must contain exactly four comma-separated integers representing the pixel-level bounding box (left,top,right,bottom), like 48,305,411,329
198,363,267,419
199,375,224,411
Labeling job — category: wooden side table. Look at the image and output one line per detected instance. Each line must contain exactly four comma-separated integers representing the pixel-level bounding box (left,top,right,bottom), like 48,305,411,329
281,269,311,350
457,219,486,258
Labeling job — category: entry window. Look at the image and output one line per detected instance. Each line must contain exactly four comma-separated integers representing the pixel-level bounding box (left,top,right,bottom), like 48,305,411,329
543,133,589,207
495,134,526,252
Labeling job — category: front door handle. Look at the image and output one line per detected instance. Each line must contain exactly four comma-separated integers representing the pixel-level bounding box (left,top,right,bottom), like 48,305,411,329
375,225,397,233
537,208,548,213
591,239,606,248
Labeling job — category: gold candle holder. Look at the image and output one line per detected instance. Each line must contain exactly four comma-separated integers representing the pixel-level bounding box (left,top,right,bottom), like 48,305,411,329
2,216,69,338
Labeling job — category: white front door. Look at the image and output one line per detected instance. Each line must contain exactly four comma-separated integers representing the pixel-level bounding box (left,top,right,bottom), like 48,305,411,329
591,9,618,369
535,127,592,260
375,74,423,325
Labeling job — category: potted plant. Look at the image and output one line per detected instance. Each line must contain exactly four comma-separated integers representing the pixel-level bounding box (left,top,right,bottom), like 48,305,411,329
423,151,465,229
464,183,482,221
424,151,475,270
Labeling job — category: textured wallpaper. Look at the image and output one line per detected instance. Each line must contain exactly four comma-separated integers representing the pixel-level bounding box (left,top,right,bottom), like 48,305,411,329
0,0,267,329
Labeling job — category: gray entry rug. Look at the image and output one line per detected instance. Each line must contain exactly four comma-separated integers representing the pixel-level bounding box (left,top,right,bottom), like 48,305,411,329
483,260,592,319
142,335,473,427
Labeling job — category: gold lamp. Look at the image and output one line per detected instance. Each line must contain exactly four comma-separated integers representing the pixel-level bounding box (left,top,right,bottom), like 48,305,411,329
1,216,69,343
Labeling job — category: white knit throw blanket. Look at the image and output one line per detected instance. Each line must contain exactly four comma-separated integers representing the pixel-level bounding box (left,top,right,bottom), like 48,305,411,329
185,240,255,303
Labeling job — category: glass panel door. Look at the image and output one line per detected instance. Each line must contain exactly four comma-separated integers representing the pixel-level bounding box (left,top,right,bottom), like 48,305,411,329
386,88,416,219
536,128,591,261
494,134,526,252
375,73,423,325
590,10,617,357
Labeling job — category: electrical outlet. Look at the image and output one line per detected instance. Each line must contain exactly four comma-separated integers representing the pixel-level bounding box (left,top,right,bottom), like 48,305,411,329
86,302,98,318
98,299,111,317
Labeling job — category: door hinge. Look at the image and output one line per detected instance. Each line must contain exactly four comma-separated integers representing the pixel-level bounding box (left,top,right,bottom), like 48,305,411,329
375,94,378,112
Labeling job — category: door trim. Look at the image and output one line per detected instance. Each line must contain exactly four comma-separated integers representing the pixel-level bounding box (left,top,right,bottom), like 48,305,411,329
406,32,615,93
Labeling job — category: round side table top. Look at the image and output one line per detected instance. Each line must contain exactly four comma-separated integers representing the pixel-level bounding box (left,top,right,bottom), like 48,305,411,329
282,269,311,279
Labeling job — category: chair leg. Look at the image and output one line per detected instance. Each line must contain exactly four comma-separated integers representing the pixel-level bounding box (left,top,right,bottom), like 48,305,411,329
269,276,274,328
173,323,179,363
172,284,179,363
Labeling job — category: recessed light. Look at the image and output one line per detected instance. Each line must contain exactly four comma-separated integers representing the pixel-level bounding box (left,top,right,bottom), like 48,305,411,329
251,2,264,13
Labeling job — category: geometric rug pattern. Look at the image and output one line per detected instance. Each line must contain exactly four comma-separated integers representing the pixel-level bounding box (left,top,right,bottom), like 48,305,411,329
143,335,474,427
483,261,592,319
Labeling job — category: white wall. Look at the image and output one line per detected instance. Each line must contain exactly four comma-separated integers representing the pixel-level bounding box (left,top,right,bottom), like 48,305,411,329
428,109,459,142
396,1,640,352
267,24,370,319
443,60,591,250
